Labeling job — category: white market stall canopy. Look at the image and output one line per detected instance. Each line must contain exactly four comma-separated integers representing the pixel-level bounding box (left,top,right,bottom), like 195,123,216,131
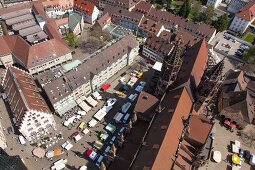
78,101,91,112
92,91,102,100
93,109,107,121
85,96,98,107
101,105,112,113
88,119,98,128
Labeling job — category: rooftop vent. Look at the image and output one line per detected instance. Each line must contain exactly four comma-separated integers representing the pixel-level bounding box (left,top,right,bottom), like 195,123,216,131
143,96,148,100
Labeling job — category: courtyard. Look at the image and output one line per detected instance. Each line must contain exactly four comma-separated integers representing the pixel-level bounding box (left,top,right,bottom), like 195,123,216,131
200,119,255,170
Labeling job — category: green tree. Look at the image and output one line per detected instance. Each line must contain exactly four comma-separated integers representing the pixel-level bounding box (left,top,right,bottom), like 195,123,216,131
189,1,201,21
178,0,191,18
199,5,215,25
167,0,173,10
65,32,79,48
213,14,228,32
243,46,255,64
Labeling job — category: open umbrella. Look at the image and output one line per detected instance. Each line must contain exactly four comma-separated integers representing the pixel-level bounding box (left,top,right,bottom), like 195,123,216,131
32,148,45,158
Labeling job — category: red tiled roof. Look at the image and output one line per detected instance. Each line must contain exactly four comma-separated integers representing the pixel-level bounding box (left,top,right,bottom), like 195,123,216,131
187,115,213,147
173,38,208,88
132,1,153,14
132,87,193,170
236,1,255,21
138,17,163,36
55,18,69,26
134,91,159,120
103,4,144,25
74,0,95,16
0,3,32,15
96,12,111,28
3,66,50,123
0,36,11,56
1,35,71,68
132,3,216,40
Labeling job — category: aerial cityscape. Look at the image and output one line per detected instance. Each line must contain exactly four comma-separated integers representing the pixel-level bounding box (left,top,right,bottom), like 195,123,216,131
0,0,254,169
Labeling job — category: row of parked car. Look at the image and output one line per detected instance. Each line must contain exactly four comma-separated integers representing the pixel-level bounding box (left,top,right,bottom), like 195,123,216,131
235,44,249,58
85,70,147,168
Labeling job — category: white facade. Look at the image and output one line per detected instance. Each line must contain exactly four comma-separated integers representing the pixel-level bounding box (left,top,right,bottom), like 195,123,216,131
142,45,163,62
19,110,57,141
76,6,99,24
52,44,139,115
0,54,13,67
229,16,254,33
206,0,222,8
0,120,7,149
29,52,72,74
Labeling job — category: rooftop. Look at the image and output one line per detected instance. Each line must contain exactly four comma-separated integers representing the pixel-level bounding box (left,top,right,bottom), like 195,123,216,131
44,35,138,104
1,35,71,68
172,38,209,88
236,0,255,21
132,87,193,170
134,91,159,121
187,115,213,147
132,1,153,14
74,0,95,16
103,4,144,24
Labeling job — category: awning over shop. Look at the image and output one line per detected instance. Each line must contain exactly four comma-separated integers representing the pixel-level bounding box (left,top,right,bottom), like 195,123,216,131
101,83,111,91
56,100,77,116
78,101,91,112
85,96,98,107
93,109,107,121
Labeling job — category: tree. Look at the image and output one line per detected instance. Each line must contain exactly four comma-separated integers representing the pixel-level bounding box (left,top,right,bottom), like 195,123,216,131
65,32,79,48
213,14,228,32
178,0,191,18
243,46,255,64
199,5,215,25
189,1,201,21
167,0,173,11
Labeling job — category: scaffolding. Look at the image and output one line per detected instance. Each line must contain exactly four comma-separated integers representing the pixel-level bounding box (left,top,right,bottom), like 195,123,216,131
155,41,185,96
194,58,225,114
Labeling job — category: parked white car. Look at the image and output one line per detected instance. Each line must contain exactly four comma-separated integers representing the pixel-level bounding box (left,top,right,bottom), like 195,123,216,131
106,98,117,106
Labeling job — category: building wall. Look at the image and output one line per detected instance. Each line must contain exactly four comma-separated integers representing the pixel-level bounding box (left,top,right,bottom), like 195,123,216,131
119,19,139,31
19,110,56,141
229,16,251,33
52,45,138,113
227,0,247,14
0,120,7,149
206,0,222,8
76,6,99,24
29,52,72,74
142,45,163,62
53,82,91,114
0,54,13,67
73,22,82,35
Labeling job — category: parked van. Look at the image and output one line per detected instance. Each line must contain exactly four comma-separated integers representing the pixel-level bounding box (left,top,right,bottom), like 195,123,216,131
128,94,138,102
109,136,116,145
123,113,130,124
122,102,131,113
18,135,26,145
96,155,104,167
